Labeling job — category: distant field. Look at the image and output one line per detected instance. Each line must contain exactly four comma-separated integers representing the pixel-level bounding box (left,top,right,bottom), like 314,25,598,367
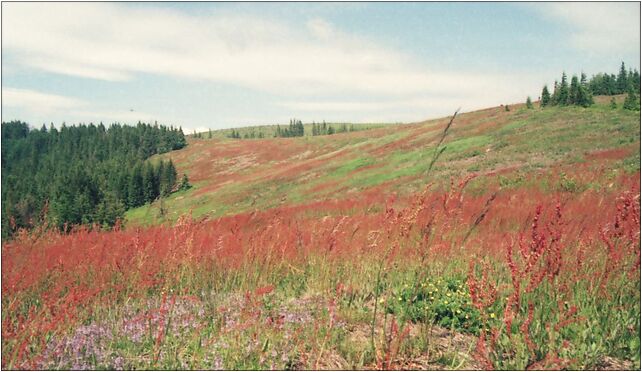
193,122,393,139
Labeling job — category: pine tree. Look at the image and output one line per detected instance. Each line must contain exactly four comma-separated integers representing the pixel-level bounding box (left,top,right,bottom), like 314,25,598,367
579,72,594,107
623,83,640,111
142,162,157,203
160,160,177,196
631,69,641,94
128,164,144,207
526,96,533,109
568,75,580,105
617,62,628,94
179,173,191,191
558,72,569,105
208,129,212,139
551,80,560,105
541,85,551,107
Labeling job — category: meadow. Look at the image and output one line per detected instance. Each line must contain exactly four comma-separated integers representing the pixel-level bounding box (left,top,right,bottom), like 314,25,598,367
2,97,640,370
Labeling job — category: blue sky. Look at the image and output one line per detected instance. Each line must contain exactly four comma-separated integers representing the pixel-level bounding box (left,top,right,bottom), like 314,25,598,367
2,2,640,132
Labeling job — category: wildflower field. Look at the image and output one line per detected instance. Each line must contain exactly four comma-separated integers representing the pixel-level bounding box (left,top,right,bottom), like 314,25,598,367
2,99,641,370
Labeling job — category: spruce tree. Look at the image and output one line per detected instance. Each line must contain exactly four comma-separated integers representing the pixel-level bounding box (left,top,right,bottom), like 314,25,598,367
551,81,560,105
142,162,156,203
568,75,580,105
610,97,617,109
541,85,551,107
179,173,192,191
631,69,641,94
579,72,594,107
623,84,640,111
617,62,628,94
526,96,533,109
166,160,177,193
128,164,144,207
558,73,569,105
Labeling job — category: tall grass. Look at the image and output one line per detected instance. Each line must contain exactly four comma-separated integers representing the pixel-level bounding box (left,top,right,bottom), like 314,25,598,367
2,168,639,369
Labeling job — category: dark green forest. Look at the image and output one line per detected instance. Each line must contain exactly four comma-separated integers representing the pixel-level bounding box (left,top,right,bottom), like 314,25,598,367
1,121,187,238
540,62,641,108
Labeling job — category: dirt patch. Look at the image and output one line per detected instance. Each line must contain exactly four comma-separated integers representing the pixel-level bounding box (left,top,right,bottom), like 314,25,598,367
594,356,634,370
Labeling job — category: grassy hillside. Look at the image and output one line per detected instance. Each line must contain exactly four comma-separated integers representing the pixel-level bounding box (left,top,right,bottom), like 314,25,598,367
127,96,640,227
4,96,639,370
196,122,392,139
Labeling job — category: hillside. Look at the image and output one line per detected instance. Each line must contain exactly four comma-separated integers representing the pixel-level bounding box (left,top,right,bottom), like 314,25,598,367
127,96,640,226
3,96,640,370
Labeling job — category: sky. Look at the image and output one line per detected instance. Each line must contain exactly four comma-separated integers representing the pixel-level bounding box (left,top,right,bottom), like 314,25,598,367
2,2,640,132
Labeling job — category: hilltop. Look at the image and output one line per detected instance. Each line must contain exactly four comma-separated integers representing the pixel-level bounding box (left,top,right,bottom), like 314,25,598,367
127,96,640,226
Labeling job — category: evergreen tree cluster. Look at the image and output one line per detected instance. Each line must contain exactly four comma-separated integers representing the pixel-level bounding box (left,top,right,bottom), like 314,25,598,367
224,120,358,140
540,62,640,109
227,129,265,139
542,72,594,108
588,62,641,96
312,121,330,136
125,159,179,209
1,121,187,237
311,121,354,136
275,119,305,138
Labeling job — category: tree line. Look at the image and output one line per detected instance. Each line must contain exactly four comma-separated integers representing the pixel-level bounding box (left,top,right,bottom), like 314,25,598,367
1,121,189,237
538,62,640,110
275,119,305,138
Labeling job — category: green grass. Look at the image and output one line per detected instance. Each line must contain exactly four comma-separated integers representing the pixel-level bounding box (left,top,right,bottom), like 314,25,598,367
32,248,640,370
194,122,394,139
126,101,640,228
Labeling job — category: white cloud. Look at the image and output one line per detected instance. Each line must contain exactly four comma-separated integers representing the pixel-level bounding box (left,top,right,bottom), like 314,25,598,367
3,87,85,112
3,2,535,101
535,3,640,55
2,87,169,126
278,87,534,123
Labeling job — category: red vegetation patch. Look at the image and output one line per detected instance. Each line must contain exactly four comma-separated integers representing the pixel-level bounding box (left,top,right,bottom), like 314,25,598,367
585,147,633,161
2,163,640,368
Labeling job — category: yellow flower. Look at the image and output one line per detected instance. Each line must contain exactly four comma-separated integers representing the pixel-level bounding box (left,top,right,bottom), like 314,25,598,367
490,313,496,319
456,310,461,314
430,296,435,300
398,297,402,301
446,293,451,297
444,300,449,305
379,298,385,304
